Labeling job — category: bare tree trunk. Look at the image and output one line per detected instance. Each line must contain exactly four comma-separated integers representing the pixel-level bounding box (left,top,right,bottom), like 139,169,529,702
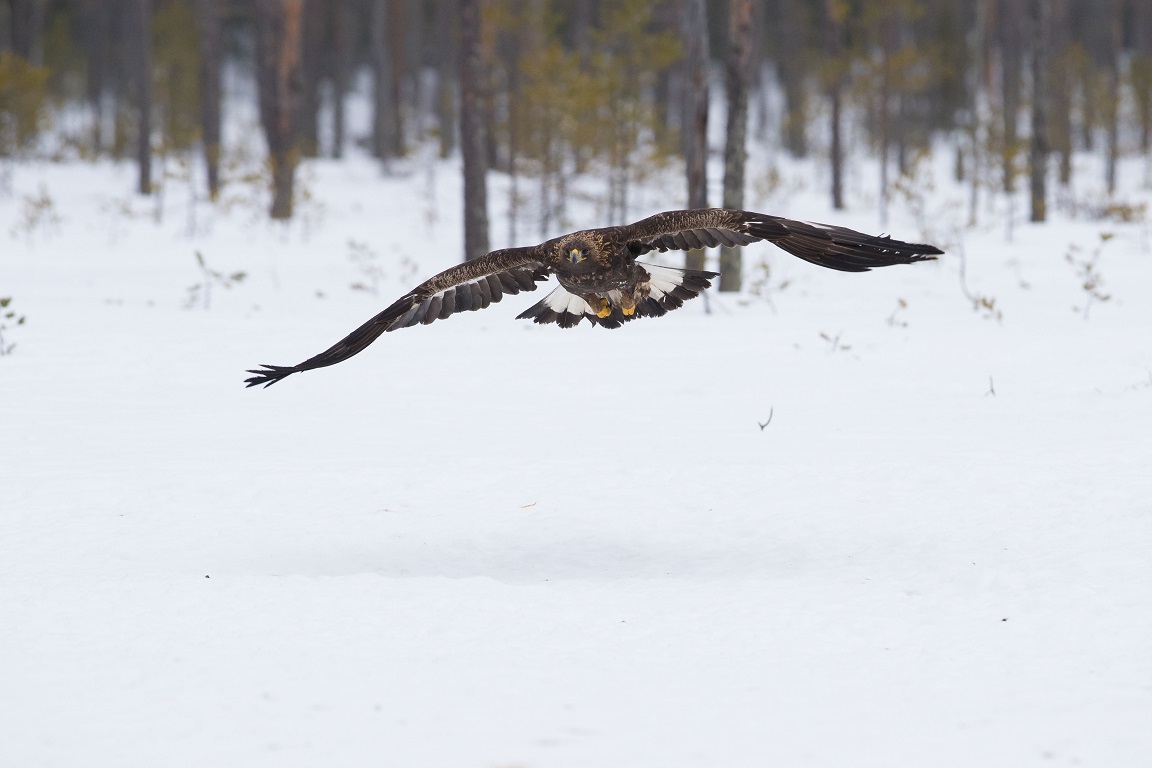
824,0,845,211
1104,0,1120,195
459,0,488,261
126,0,153,195
330,0,353,159
570,0,594,65
404,0,423,140
5,0,44,63
1000,0,1022,194
297,0,325,158
254,0,305,220
1028,0,1048,221
720,0,752,292
777,0,809,157
681,0,709,272
371,0,397,162
879,10,893,227
434,0,457,158
389,1,407,157
968,0,992,226
1133,1,1152,157
194,0,222,199
81,0,113,153
1048,0,1072,186
499,3,523,245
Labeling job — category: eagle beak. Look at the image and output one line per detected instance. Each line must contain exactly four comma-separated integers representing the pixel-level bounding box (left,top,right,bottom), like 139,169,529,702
570,248,584,264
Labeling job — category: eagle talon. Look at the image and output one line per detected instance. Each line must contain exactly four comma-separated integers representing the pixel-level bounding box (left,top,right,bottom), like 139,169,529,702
594,297,613,318
620,295,637,316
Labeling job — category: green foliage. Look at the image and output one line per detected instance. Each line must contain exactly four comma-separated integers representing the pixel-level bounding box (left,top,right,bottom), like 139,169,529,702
0,297,27,356
489,0,681,225
850,1,939,161
0,52,50,158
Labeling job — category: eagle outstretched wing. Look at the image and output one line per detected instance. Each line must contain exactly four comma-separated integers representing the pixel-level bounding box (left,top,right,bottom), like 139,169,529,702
245,248,548,388
618,208,943,272
246,208,942,388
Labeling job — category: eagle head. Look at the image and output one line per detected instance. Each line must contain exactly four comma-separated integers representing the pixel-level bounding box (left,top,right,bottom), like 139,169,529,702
564,237,598,270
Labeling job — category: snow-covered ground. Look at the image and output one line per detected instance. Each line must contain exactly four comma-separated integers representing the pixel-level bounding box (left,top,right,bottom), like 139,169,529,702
2,139,1151,767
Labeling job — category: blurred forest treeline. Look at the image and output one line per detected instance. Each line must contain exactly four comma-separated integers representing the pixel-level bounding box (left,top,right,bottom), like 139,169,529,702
1,0,1150,269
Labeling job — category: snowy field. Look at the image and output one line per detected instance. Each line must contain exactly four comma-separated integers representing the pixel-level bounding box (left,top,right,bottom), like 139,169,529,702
2,140,1151,767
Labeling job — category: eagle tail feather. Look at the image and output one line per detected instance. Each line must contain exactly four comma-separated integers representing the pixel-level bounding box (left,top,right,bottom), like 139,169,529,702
638,263,719,313
516,265,718,329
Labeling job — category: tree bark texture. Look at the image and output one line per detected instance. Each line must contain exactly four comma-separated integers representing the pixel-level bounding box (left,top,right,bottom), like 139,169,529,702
1104,1,1120,195
459,0,489,261
1028,0,1048,221
371,0,398,161
720,0,752,292
434,0,457,158
194,0,222,199
1133,1,1152,154
999,0,1022,193
297,0,325,157
254,0,305,220
1047,0,1072,185
330,0,353,159
824,0,845,211
5,0,44,63
681,0,709,272
777,0,809,158
80,0,113,153
126,0,153,195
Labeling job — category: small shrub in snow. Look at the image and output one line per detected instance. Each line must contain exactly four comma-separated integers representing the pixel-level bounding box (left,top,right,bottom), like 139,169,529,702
185,251,246,310
1066,233,1114,319
348,239,384,296
9,185,60,239
0,296,26,356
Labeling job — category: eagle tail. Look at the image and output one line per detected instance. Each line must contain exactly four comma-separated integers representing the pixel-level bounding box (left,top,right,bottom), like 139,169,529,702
516,287,603,328
635,264,718,316
516,265,718,329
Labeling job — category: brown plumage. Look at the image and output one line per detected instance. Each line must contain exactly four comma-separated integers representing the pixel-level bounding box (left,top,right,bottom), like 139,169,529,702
245,208,942,387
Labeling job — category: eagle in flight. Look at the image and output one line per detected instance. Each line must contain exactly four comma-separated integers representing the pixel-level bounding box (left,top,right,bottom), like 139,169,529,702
245,208,941,388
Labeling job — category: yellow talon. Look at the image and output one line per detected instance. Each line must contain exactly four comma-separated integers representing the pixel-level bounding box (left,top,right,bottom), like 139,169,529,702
622,304,635,316
595,298,612,318
620,295,636,316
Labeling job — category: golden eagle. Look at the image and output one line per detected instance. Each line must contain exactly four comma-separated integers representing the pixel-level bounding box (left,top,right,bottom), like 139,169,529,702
245,208,941,388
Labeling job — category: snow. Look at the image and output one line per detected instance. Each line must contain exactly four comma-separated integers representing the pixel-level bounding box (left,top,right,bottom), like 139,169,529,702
2,143,1151,768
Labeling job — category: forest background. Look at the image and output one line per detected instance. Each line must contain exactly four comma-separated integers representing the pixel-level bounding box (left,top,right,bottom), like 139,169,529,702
1,0,1150,290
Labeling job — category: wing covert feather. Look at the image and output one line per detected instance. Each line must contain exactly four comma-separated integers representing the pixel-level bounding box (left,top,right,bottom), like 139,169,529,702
619,208,942,273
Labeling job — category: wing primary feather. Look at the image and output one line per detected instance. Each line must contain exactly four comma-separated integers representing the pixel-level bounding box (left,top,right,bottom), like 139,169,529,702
497,272,520,294
455,285,473,312
421,295,442,324
438,288,456,319
485,274,503,301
